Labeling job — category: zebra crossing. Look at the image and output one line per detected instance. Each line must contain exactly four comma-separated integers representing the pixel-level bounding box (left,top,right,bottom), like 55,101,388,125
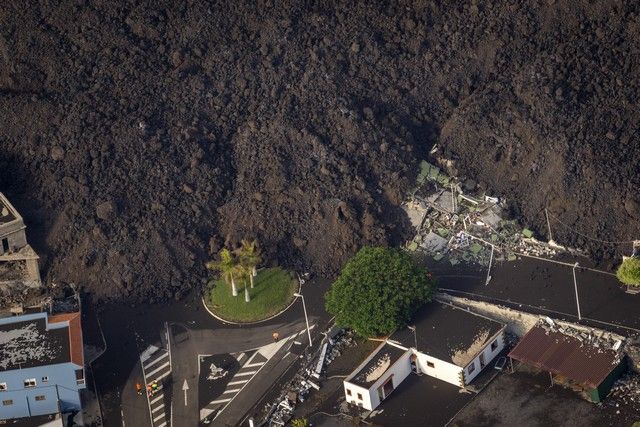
141,345,172,427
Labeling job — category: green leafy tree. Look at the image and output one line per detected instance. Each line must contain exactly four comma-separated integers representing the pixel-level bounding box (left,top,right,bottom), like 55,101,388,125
616,257,640,287
206,248,239,296
325,246,436,337
291,419,308,427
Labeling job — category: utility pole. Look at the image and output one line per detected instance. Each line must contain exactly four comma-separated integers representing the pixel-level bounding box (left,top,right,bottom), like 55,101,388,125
545,208,554,244
407,325,417,351
485,245,495,286
572,262,581,321
294,292,312,346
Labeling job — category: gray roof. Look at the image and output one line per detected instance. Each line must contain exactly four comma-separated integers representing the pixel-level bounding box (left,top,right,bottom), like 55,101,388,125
391,302,505,367
0,316,70,372
348,343,407,387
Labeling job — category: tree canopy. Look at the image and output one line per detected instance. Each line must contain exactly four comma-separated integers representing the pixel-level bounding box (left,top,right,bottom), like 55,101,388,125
325,246,436,337
616,257,640,286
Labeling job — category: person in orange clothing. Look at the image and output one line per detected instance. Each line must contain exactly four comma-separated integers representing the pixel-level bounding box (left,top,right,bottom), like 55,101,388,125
136,383,143,395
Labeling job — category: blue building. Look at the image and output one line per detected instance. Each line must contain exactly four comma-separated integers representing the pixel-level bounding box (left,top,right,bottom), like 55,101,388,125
0,312,85,421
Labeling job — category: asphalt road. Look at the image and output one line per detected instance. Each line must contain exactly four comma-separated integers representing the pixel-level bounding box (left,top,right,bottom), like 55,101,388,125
93,276,330,427
423,253,640,333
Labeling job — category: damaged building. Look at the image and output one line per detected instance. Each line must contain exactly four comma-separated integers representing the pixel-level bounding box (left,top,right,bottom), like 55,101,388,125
343,302,507,411
0,193,42,312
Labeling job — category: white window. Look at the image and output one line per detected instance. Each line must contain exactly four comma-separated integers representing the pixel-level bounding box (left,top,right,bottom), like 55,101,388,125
357,393,363,400
0,383,6,391
346,389,352,396
24,378,37,388
35,395,46,401
42,376,49,383
2,399,12,406
491,340,498,352
427,361,435,368
468,362,476,374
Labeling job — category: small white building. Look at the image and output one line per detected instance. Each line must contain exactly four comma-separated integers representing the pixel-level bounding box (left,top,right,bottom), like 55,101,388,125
344,302,506,410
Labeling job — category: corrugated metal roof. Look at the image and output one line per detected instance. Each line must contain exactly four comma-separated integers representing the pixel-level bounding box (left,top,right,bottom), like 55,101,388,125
508,324,620,388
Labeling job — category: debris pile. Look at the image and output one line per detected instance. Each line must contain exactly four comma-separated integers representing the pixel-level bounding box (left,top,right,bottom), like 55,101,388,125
261,328,355,426
607,373,640,408
405,161,568,266
539,317,625,356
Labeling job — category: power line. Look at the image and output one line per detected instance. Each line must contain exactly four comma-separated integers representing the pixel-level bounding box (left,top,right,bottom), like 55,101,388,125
545,210,636,245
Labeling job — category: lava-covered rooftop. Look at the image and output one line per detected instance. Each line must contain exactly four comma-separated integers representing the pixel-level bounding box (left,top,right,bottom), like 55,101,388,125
391,302,505,367
347,342,406,387
0,193,20,226
0,312,83,372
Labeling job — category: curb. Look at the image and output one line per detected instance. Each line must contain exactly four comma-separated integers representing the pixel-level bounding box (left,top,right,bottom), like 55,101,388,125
201,273,302,326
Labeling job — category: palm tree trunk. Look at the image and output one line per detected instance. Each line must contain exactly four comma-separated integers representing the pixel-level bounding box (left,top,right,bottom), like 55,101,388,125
252,266,257,277
231,273,238,297
249,273,254,288
244,285,250,302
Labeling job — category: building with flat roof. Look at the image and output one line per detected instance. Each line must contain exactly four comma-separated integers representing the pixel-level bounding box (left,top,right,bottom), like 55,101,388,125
344,302,507,410
0,312,85,421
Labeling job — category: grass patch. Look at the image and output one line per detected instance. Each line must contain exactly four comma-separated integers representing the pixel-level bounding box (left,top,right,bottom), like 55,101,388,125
205,267,298,323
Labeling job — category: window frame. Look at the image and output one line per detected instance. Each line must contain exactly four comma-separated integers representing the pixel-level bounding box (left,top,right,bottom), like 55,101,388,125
468,362,476,374
346,389,352,396
2,399,13,406
490,339,498,352
426,361,435,368
357,392,363,400
42,376,49,383
35,395,46,401
0,382,7,391
24,378,37,388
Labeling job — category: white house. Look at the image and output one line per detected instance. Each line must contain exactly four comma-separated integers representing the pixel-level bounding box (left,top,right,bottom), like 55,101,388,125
344,302,506,410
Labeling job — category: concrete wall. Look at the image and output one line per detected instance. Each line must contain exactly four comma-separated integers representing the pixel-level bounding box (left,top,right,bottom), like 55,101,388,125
416,352,463,387
344,348,413,411
464,329,505,384
0,217,27,255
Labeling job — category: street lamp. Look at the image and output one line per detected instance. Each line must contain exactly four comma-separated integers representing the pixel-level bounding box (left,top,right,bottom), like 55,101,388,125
407,325,417,351
293,292,312,347
572,262,581,321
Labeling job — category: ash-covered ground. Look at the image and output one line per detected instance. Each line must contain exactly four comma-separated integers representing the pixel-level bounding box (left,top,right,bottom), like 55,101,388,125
1,1,639,301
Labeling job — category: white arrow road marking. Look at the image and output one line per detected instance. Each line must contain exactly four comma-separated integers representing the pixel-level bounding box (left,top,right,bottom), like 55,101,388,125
183,379,189,406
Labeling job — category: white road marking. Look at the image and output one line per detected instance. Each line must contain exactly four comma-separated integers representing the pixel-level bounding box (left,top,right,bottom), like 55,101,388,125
153,413,165,422
152,404,164,413
146,361,170,377
244,362,265,368
222,388,241,394
155,370,171,381
150,394,163,404
144,351,169,369
236,352,246,362
227,379,249,386
210,398,232,405
235,370,257,377
157,422,167,427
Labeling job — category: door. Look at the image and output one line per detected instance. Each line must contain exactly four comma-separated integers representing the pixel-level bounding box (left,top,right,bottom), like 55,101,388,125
382,376,394,397
1,238,8,253
479,353,486,369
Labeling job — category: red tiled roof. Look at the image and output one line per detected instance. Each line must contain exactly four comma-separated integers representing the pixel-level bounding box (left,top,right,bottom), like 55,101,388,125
49,312,84,367
508,324,620,388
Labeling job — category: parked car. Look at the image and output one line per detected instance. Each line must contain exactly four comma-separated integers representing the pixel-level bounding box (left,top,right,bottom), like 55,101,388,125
494,356,507,371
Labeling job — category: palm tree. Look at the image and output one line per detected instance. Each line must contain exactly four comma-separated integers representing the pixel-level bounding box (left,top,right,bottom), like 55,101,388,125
206,248,239,297
234,263,252,303
236,239,262,288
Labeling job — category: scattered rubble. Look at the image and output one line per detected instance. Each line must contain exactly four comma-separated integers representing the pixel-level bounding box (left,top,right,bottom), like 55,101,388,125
404,162,578,266
260,327,355,426
607,373,640,411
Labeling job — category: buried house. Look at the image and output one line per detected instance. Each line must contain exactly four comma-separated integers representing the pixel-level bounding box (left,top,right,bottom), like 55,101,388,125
343,302,507,410
0,193,42,312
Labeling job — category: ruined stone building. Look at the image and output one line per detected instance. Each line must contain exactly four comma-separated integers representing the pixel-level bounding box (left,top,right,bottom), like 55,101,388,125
0,193,41,310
